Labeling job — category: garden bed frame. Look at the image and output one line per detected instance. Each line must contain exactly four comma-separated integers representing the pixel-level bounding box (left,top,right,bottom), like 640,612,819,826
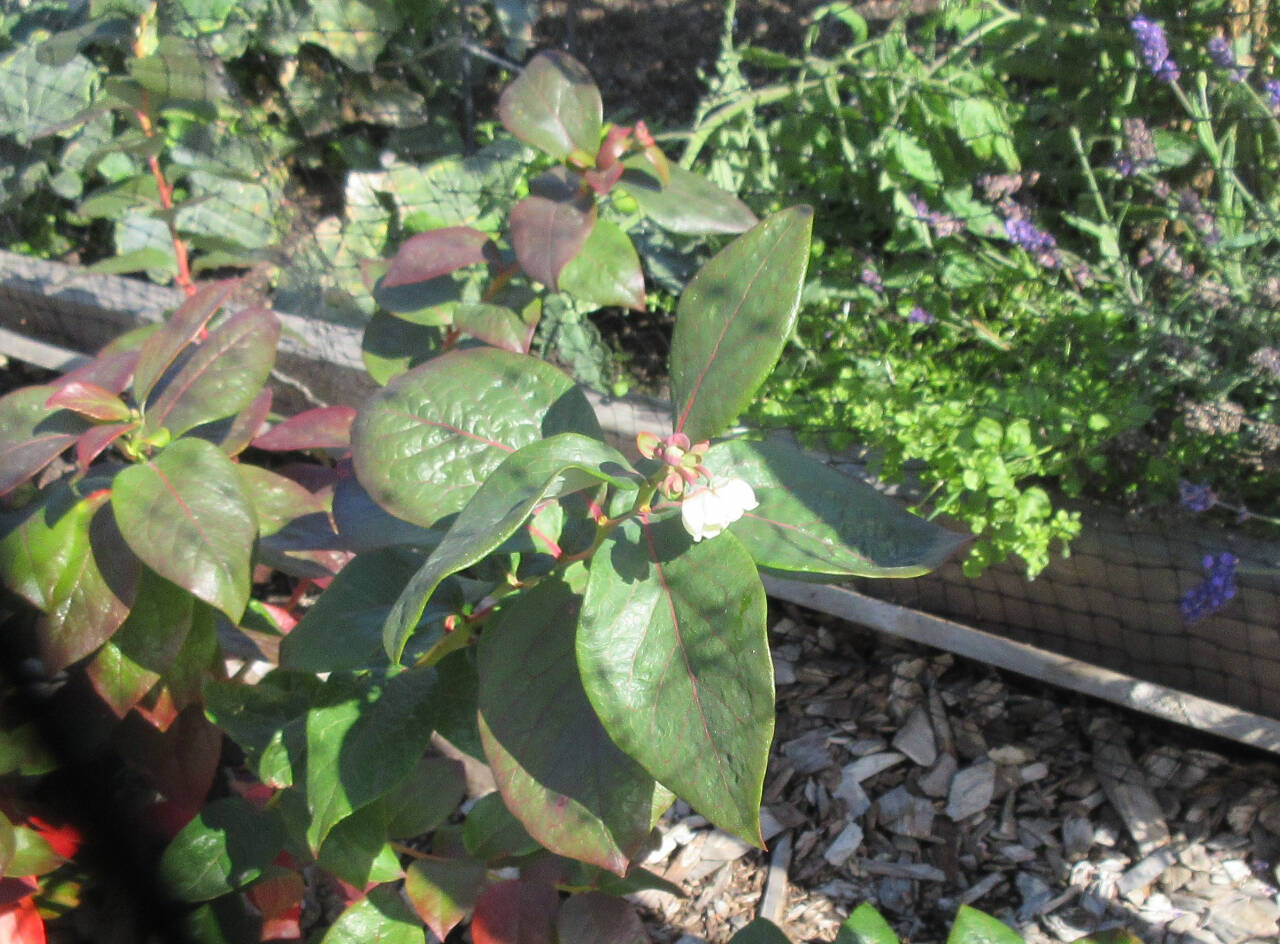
3,248,1279,754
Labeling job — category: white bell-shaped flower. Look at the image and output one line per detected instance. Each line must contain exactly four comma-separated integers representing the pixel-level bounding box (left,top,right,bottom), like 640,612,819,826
680,476,759,542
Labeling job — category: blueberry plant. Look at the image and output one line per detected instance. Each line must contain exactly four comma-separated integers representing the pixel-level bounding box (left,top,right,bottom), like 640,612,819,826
0,53,967,943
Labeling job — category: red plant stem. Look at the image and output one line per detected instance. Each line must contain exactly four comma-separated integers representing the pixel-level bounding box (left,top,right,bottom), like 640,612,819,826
133,78,196,296
283,578,314,617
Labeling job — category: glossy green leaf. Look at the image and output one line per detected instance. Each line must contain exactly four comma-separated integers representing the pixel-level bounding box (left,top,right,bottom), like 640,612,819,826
1,822,62,878
479,579,659,875
361,310,439,385
86,569,194,717
946,906,1025,944
128,36,228,101
0,385,91,496
836,903,900,944
578,516,772,845
235,465,328,539
385,756,467,839
557,892,648,944
315,801,403,887
462,793,541,861
728,919,792,944
300,0,400,73
133,281,236,406
0,477,138,671
281,546,429,673
509,192,597,291
143,307,281,438
383,433,634,662
497,51,602,159
303,666,440,852
112,437,256,621
319,885,425,944
705,439,966,576
159,797,283,902
331,475,443,553
351,346,601,529
558,218,646,311
203,671,327,789
404,857,488,940
621,160,758,235
669,207,812,443
0,43,96,144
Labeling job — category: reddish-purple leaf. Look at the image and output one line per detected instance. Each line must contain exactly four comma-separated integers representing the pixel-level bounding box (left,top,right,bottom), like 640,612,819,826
497,51,602,160
55,350,138,395
0,386,90,496
75,422,137,469
252,406,357,452
595,125,632,171
557,893,649,944
472,880,559,944
583,163,625,195
509,194,596,291
143,307,281,439
116,704,221,810
134,280,237,406
383,227,496,289
46,381,132,422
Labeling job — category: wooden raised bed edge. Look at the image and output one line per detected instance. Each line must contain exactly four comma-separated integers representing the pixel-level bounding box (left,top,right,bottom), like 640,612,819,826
3,248,1280,755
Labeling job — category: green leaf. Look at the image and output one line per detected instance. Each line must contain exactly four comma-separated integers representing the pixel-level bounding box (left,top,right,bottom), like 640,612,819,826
497,51,602,159
383,433,635,662
0,477,138,671
836,903,900,944
282,547,431,673
951,98,1019,172
361,311,439,385
509,192,597,292
203,671,326,789
453,302,539,354
886,128,942,185
557,892,648,944
143,307,280,438
621,160,758,235
302,666,440,853
351,346,601,529
85,568,194,716
729,919,793,944
0,385,91,496
133,282,237,406
946,906,1025,944
315,801,403,887
670,207,812,442
404,857,488,941
300,0,401,73
385,757,467,839
704,440,966,577
319,885,425,944
159,797,283,902
558,218,646,311
111,437,256,621
478,579,659,874
462,792,541,861
578,516,772,845
128,36,228,102
86,248,180,276
0,44,97,144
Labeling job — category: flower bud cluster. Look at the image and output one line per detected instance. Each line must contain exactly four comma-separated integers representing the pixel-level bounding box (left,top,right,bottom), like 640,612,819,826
637,430,711,499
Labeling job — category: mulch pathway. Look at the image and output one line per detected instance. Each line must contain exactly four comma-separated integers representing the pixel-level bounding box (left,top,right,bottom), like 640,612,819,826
631,606,1280,944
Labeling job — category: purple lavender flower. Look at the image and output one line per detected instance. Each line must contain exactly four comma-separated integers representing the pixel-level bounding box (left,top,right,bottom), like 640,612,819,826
1180,552,1238,622
1207,37,1246,81
860,265,884,294
1266,79,1280,110
907,306,935,324
1004,217,1056,252
1131,16,1180,83
1178,480,1216,512
908,194,964,238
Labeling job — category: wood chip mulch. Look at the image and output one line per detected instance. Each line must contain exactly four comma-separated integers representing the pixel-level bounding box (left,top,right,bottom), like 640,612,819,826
631,607,1280,944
